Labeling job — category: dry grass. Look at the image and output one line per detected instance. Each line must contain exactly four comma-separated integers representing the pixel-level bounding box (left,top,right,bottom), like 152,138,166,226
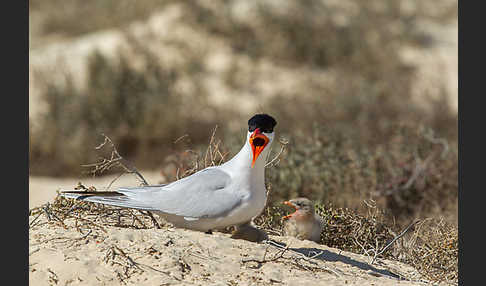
398,218,458,284
29,194,162,234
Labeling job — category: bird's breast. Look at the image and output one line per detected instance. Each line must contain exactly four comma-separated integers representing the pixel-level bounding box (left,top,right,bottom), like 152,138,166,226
223,183,267,226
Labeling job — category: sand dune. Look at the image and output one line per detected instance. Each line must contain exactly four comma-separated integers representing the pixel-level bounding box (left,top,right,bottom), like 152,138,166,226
29,171,442,285
29,215,429,285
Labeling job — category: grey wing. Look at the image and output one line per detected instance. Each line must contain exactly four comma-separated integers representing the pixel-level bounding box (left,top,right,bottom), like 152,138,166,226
117,168,240,220
60,185,167,211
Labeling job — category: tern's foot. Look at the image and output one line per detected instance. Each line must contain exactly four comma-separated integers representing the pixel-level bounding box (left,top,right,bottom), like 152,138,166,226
231,223,268,243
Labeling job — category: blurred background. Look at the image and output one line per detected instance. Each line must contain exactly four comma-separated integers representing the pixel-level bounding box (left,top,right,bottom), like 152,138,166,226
29,0,457,228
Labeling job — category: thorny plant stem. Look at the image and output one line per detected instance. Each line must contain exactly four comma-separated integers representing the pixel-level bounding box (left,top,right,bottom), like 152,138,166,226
371,220,419,264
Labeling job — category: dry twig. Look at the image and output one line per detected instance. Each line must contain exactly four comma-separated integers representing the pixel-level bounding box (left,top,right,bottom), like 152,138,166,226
378,129,450,197
260,240,343,277
241,244,290,267
82,133,149,186
80,134,163,229
265,137,289,168
371,220,419,264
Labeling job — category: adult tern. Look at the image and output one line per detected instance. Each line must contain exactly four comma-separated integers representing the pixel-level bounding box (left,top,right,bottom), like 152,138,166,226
61,114,277,233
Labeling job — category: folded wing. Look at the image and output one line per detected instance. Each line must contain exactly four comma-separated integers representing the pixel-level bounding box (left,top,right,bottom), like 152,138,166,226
60,168,239,220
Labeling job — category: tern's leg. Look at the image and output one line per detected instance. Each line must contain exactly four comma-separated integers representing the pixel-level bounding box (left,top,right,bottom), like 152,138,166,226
231,221,268,242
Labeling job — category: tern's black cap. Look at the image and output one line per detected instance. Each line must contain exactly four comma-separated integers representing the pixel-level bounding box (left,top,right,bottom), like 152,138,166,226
248,114,277,133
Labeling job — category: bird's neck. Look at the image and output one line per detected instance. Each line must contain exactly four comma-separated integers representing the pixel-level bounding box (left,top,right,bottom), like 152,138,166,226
293,211,315,222
221,139,269,183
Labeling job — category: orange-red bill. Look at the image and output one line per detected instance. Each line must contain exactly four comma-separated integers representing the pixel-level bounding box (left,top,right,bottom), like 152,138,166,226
282,201,297,220
250,130,269,167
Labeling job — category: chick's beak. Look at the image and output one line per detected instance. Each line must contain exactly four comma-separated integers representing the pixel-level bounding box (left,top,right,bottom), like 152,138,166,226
249,128,269,168
282,201,297,220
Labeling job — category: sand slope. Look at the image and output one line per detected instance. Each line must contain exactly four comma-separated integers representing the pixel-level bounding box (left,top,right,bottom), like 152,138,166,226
29,223,430,286
29,175,435,286
28,173,445,285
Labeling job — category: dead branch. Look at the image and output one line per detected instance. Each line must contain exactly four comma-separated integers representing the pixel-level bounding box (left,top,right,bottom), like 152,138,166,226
29,212,43,229
80,134,165,228
105,245,176,280
29,247,40,256
371,220,419,264
377,129,450,197
423,129,449,159
173,134,189,144
140,210,162,229
204,125,219,167
265,137,289,168
261,240,343,277
31,229,93,246
241,245,289,266
82,133,149,186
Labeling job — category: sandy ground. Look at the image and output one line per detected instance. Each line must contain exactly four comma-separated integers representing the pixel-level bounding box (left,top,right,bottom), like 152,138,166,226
29,173,439,286
29,216,428,285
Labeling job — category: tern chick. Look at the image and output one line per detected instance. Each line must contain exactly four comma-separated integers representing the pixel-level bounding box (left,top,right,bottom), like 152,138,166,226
282,198,323,243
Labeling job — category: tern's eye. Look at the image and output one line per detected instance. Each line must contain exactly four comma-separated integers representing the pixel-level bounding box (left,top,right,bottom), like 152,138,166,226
249,126,273,133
